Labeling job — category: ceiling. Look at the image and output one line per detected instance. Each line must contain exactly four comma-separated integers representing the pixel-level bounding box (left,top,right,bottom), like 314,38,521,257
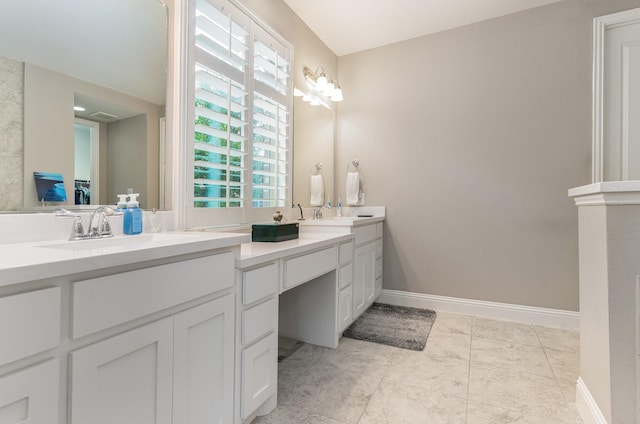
282,0,563,56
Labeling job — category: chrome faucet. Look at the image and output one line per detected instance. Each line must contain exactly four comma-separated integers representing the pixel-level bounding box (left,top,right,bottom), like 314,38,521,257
88,206,118,238
56,206,120,240
313,202,332,219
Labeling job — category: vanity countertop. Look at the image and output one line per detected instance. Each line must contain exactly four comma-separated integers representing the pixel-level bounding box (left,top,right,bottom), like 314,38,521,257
0,232,249,287
237,232,354,269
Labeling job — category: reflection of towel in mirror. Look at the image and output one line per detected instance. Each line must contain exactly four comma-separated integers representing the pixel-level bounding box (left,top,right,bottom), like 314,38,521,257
346,171,359,205
310,174,324,206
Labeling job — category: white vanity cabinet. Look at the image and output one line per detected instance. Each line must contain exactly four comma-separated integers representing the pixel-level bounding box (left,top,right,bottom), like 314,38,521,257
69,253,236,424
352,222,383,321
70,295,235,424
235,262,279,424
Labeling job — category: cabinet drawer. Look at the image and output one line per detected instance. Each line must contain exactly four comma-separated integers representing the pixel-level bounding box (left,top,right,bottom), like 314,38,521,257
354,225,376,245
339,241,353,264
242,298,277,346
242,263,278,305
283,246,337,290
241,333,277,419
0,359,59,422
0,287,60,366
339,263,353,290
73,252,235,339
338,286,352,332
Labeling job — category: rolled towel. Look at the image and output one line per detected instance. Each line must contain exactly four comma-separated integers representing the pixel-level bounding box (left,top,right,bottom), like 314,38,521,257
346,171,359,205
310,174,324,206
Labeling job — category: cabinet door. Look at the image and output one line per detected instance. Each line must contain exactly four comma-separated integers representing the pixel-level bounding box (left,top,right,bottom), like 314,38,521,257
241,333,277,420
173,295,234,424
353,243,376,319
70,318,173,424
338,286,353,332
0,359,59,424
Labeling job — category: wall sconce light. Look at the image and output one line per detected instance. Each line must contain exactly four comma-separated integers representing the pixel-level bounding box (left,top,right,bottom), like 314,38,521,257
303,66,344,102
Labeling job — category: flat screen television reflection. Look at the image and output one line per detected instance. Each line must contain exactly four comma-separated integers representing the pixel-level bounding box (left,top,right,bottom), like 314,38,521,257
33,172,67,202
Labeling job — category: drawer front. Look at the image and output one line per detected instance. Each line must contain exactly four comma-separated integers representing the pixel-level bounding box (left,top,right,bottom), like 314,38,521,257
241,333,277,419
0,287,60,366
354,224,376,245
0,359,59,421
339,241,353,265
73,252,235,339
339,263,353,290
242,298,277,346
338,286,353,332
242,263,278,306
283,246,337,290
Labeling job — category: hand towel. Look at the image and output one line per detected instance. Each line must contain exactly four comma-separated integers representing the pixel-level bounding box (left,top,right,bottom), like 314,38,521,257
310,174,324,206
346,171,359,205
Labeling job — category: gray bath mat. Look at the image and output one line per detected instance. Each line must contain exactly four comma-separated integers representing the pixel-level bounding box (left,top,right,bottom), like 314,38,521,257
342,303,436,351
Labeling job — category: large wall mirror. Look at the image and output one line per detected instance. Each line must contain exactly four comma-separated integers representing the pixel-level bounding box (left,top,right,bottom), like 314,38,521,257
292,96,335,210
0,0,167,212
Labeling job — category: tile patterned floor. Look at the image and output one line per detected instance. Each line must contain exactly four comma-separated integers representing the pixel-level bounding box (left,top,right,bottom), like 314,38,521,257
254,312,583,424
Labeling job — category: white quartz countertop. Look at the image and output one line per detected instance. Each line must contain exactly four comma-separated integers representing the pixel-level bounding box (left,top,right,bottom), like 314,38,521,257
237,232,354,269
298,215,384,228
0,232,250,287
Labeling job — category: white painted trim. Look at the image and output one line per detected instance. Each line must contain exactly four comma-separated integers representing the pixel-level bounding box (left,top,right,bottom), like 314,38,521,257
576,377,608,424
378,289,580,330
592,7,640,183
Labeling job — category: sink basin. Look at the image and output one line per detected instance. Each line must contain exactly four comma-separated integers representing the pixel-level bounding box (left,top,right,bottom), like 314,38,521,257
37,233,203,251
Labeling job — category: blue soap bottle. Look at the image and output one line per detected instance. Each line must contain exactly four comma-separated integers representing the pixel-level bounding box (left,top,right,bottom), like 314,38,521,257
123,193,143,235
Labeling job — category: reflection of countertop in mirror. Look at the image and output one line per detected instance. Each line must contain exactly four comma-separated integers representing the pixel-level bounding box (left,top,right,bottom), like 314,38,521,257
0,232,249,287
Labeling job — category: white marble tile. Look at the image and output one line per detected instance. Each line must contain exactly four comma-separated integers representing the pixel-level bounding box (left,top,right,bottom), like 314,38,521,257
471,336,555,378
469,363,566,411
534,326,580,353
253,403,347,424
384,349,469,398
317,337,398,377
358,378,466,424
423,331,471,361
472,317,541,346
545,347,580,383
466,400,582,424
284,361,382,424
429,312,473,336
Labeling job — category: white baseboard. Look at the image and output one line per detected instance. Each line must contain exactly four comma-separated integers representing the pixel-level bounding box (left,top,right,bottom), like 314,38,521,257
378,289,580,330
575,377,608,424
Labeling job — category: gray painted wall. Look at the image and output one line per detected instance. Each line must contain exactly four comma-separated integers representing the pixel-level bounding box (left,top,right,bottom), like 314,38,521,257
336,0,640,311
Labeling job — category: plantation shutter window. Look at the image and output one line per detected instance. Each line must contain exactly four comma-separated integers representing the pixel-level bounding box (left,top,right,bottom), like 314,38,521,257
187,0,292,227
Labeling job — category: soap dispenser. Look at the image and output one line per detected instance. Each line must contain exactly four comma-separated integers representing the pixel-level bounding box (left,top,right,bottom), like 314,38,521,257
116,194,128,212
123,193,143,235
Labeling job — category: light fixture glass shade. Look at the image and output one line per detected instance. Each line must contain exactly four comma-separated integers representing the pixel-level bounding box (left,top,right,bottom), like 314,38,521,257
330,87,344,102
323,81,335,96
302,94,311,102
293,87,304,97
309,97,321,106
316,74,328,91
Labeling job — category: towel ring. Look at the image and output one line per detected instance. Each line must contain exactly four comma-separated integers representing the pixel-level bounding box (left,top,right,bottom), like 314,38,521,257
311,162,322,176
347,159,359,173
